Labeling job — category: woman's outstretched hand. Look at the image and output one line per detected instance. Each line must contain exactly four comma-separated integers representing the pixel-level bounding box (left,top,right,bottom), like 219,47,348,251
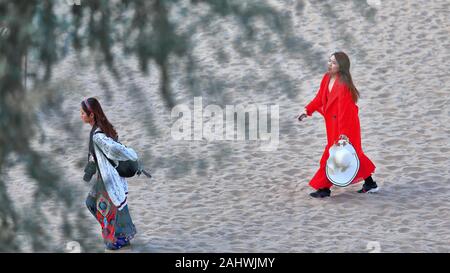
297,109,308,122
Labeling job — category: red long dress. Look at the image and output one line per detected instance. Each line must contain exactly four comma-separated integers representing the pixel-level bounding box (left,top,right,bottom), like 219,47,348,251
305,72,375,189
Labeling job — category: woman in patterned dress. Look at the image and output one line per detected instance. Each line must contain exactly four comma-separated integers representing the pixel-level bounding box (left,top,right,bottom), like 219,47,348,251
80,97,137,250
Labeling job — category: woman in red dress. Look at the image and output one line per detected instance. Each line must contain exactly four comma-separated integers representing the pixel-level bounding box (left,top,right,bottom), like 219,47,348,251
297,52,378,198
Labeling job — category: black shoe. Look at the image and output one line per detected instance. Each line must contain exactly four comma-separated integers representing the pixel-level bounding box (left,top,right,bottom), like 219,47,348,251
357,182,379,193
105,242,122,251
105,238,131,251
310,188,331,198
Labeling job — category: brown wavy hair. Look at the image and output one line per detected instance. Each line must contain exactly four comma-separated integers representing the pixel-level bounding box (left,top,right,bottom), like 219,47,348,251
333,52,360,103
81,97,118,140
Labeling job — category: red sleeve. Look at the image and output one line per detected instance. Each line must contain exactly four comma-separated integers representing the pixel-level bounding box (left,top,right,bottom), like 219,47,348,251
305,89,322,116
305,74,327,116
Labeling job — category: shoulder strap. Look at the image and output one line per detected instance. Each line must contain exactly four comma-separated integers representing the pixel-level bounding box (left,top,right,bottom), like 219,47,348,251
95,130,120,142
88,128,103,162
90,130,118,167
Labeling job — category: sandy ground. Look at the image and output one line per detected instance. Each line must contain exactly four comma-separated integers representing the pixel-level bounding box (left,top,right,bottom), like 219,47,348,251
5,0,450,252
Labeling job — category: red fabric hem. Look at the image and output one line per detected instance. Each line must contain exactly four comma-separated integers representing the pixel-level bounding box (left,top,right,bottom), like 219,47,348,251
309,158,375,190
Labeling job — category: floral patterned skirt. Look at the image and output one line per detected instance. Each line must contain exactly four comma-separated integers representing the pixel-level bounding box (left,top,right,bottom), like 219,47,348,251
86,177,137,249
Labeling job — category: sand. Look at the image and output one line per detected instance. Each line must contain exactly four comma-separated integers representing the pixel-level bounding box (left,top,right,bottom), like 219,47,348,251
5,0,450,252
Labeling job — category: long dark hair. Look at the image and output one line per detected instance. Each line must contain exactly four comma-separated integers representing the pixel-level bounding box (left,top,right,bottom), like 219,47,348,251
81,97,118,140
332,52,360,103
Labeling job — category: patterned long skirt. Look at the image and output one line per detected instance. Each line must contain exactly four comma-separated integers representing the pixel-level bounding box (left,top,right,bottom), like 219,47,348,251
86,178,137,249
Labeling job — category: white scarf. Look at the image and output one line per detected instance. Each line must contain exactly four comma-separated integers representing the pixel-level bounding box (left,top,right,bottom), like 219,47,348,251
93,128,138,210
